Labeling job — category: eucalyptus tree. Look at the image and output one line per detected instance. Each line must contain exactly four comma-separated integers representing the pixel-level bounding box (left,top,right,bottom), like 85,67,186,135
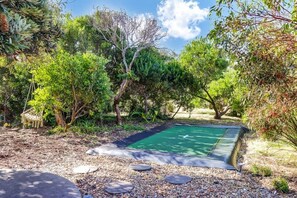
91,9,165,125
211,0,297,147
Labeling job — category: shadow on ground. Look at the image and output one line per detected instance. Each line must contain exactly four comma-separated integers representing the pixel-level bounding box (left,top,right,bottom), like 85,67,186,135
0,169,81,198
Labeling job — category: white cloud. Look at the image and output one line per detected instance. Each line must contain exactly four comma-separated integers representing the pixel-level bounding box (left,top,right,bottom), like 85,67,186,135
157,0,209,40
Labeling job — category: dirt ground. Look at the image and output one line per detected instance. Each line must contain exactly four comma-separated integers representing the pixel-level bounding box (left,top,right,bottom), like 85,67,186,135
0,120,296,197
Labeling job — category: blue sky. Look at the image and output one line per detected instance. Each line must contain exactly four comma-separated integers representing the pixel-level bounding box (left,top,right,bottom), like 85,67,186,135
65,0,216,53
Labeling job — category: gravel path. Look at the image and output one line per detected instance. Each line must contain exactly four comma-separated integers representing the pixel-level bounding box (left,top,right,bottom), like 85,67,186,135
0,126,296,197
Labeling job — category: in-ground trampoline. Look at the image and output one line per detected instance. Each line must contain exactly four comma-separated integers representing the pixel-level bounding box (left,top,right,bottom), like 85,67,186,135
87,123,248,170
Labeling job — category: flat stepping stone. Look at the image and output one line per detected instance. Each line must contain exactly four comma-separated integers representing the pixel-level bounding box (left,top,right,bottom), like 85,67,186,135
129,164,152,171
0,169,81,198
105,181,134,194
165,174,192,185
73,165,98,174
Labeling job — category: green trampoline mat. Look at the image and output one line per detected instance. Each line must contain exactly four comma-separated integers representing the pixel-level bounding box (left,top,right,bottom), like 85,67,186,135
128,125,227,156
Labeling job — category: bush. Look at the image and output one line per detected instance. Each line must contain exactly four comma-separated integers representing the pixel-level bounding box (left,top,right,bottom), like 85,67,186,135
47,126,64,134
70,120,103,134
30,51,111,130
246,86,297,149
272,177,289,193
250,164,272,177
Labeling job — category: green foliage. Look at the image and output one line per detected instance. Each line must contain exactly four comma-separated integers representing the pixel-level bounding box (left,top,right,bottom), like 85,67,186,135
47,126,64,134
30,51,112,127
180,38,230,119
122,124,144,132
69,120,102,134
180,38,228,85
125,48,198,119
250,164,272,177
246,89,297,149
211,0,297,146
142,110,158,123
59,15,105,54
208,68,247,116
0,56,32,123
272,177,289,193
0,0,62,55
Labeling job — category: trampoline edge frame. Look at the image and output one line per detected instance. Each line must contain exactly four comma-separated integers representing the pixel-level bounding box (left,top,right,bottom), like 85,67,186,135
87,123,249,170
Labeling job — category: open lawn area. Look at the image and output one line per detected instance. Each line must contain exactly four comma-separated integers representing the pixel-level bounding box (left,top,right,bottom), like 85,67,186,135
1,112,296,197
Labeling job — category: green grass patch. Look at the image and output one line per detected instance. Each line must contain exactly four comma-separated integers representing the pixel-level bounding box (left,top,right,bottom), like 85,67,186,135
250,164,272,177
272,177,289,193
122,124,145,132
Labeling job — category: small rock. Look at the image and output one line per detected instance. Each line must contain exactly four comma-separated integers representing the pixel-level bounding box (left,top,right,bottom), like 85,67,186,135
130,164,152,171
83,195,93,198
213,181,220,184
105,181,134,194
86,149,97,155
72,165,98,174
165,174,192,185
10,128,20,131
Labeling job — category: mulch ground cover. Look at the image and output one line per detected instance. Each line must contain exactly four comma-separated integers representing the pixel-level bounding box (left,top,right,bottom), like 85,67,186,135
0,125,296,197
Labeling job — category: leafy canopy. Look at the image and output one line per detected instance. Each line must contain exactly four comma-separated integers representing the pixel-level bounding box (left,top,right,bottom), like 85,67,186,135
30,51,112,126
0,0,62,56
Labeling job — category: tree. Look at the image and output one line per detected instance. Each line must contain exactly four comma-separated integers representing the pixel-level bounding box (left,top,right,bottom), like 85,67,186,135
30,51,111,131
0,0,62,56
59,15,106,55
123,48,198,120
163,60,199,118
124,48,164,114
91,9,164,125
210,0,297,148
0,56,31,123
180,38,229,119
210,0,297,86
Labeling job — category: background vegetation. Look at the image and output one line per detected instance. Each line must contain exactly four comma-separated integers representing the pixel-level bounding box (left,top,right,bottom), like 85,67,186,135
0,0,296,150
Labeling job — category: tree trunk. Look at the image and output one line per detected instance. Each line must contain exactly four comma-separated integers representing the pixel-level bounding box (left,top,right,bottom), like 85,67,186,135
114,96,122,125
3,105,9,123
171,103,182,119
202,88,222,119
54,109,66,127
113,79,129,125
213,105,221,119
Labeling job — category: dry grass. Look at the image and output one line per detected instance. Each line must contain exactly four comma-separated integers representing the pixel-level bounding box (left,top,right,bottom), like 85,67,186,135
242,133,297,194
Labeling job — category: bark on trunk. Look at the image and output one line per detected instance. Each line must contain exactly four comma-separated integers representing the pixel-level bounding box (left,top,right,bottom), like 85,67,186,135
3,105,9,123
213,105,221,119
114,97,122,125
54,109,66,127
202,88,222,120
113,79,129,125
171,104,182,119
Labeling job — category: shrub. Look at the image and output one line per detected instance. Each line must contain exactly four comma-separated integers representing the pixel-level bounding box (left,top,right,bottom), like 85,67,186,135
30,51,111,130
250,164,272,177
272,177,289,193
47,126,64,134
246,86,297,149
70,120,102,134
